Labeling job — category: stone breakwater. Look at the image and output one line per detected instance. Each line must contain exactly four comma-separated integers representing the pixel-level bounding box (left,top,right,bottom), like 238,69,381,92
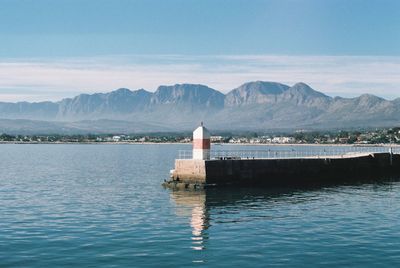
163,153,400,189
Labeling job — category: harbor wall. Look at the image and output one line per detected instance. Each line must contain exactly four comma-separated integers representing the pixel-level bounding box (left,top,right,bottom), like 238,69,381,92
205,153,400,186
172,153,400,187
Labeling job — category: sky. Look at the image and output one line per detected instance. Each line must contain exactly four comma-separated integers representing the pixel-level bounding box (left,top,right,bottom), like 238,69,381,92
1,0,400,101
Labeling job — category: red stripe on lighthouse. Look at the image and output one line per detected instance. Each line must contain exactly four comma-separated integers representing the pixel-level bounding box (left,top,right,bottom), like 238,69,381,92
193,139,210,149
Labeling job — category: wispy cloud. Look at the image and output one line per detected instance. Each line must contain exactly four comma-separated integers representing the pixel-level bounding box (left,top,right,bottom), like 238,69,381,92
0,55,399,102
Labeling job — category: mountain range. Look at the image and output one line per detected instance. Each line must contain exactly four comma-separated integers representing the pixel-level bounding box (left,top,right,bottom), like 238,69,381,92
0,81,399,134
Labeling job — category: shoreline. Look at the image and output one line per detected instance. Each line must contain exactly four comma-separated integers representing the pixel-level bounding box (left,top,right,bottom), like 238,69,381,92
0,141,399,147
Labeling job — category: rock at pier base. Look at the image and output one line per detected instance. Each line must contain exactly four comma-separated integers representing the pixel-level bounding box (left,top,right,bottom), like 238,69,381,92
162,179,205,190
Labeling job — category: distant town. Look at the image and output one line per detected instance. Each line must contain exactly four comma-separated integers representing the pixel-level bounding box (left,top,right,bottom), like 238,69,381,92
1,127,400,145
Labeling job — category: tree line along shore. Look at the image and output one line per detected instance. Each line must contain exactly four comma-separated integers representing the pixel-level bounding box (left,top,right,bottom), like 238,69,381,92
1,127,400,145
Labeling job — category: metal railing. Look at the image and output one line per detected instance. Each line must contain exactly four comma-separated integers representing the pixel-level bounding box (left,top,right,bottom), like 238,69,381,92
178,146,400,160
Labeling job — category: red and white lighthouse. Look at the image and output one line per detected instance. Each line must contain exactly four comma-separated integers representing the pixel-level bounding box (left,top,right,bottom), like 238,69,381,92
192,122,210,160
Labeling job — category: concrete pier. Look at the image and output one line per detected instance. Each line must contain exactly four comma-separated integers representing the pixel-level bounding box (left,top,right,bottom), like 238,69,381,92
163,124,400,189
165,152,400,188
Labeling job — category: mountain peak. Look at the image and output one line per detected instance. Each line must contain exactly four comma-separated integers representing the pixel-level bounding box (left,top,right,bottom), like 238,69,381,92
355,94,387,107
0,81,399,132
151,83,224,108
236,81,290,94
358,93,383,100
112,88,133,94
291,82,314,92
276,82,331,107
156,83,213,91
289,83,329,98
225,81,290,106
292,82,309,87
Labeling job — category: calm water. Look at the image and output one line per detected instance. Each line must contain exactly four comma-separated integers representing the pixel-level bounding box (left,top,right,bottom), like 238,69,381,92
1,144,400,267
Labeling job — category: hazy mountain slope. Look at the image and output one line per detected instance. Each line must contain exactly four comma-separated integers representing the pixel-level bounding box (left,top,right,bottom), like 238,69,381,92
315,94,399,127
57,88,152,120
0,101,59,120
225,81,290,106
0,118,175,135
212,83,334,130
140,84,225,128
151,84,224,108
0,81,399,133
277,83,331,107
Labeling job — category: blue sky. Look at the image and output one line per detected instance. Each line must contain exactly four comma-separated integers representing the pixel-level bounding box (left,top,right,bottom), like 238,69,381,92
1,0,400,101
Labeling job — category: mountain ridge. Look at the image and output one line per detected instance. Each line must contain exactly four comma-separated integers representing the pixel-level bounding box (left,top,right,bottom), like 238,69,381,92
0,81,399,133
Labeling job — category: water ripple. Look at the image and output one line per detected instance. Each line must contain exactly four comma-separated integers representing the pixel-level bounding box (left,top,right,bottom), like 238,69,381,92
1,144,400,267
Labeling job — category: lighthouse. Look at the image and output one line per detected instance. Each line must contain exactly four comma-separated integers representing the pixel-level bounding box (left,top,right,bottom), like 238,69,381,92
192,122,210,160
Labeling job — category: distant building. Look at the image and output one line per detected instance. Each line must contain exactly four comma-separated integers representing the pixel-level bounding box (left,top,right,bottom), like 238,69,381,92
180,137,191,143
272,137,295,144
210,136,224,142
112,136,121,142
249,138,261,144
228,137,249,144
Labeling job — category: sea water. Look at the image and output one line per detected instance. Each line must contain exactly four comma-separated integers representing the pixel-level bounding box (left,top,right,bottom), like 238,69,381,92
1,144,400,267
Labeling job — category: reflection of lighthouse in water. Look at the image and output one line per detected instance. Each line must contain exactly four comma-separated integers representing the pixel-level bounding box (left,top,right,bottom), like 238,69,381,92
169,190,209,251
190,203,207,250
